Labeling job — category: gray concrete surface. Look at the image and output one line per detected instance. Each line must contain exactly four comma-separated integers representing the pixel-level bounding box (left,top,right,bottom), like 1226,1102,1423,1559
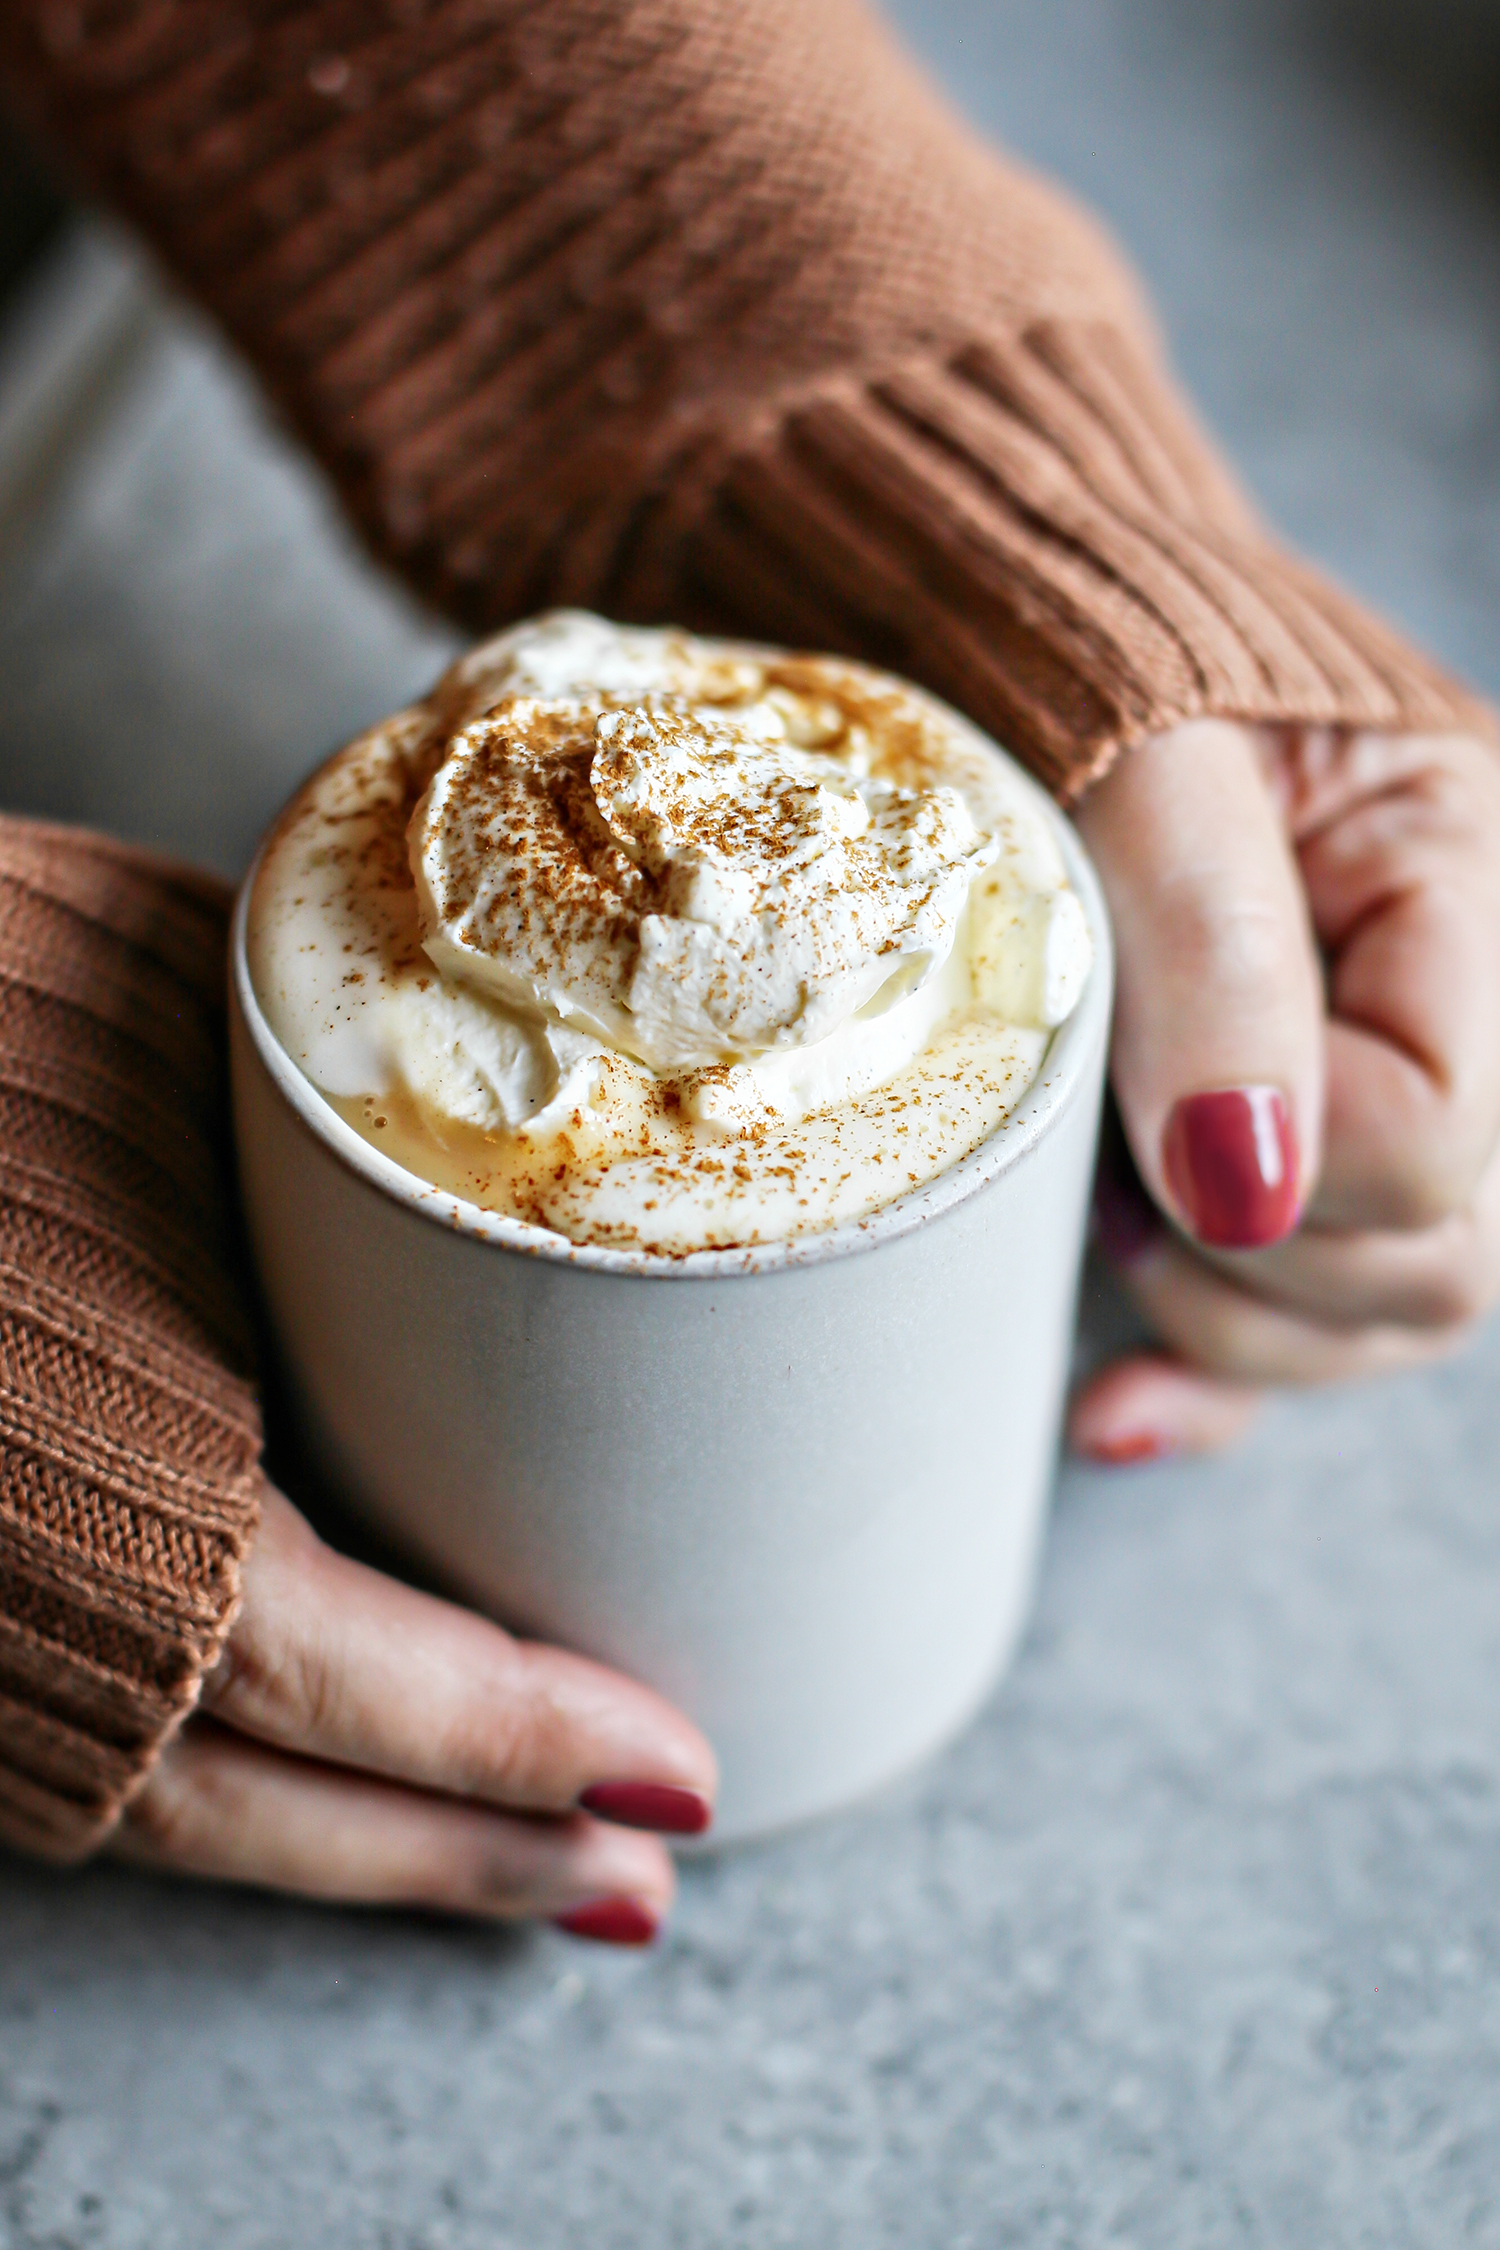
3,4,1500,2243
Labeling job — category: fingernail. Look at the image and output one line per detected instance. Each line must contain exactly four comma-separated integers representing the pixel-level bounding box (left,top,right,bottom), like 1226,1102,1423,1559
578,1781,713,1836
1093,1147,1163,1268
1079,1430,1178,1466
1163,1087,1300,1249
552,1896,660,1947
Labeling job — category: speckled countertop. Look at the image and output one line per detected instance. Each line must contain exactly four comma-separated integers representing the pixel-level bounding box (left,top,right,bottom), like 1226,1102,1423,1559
3,4,1499,2242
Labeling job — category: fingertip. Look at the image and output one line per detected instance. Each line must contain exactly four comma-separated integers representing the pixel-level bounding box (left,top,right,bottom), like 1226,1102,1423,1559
555,1821,679,1935
1162,1086,1302,1250
577,1781,714,1836
1069,1352,1263,1462
485,1637,719,1820
552,1895,661,1947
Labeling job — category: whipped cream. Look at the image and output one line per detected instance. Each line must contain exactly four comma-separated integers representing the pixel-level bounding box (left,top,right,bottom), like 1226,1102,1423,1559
248,613,1092,1254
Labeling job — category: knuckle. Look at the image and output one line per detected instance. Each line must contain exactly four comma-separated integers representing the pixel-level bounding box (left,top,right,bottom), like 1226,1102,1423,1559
417,1811,587,1920
424,1649,545,1804
1349,1136,1482,1233
202,1496,339,1737
285,1631,341,1743
1411,1159,1487,1236
466,1832,576,1915
1382,1178,1463,1235
200,1630,264,1720
449,1668,554,1801
206,1600,340,1747
1372,1076,1497,1237
436,1705,527,1800
1401,1223,1500,1332
1128,1266,1246,1379
119,1751,207,1865
1403,1271,1490,1333
1161,887,1301,997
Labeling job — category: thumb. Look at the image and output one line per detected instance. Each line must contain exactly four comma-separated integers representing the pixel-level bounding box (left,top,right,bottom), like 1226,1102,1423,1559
1074,721,1323,1249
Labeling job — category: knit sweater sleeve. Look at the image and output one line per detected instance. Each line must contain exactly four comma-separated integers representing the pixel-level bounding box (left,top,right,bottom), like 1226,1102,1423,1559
0,0,1489,802
0,820,262,1861
0,8,1490,1864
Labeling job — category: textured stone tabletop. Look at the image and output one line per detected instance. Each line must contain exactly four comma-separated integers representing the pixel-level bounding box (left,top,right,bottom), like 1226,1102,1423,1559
3,4,1500,2243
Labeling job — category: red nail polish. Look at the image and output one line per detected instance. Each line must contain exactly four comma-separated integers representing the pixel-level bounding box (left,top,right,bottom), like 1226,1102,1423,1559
579,1781,713,1836
1080,1430,1176,1466
1163,1087,1300,1248
552,1896,660,1947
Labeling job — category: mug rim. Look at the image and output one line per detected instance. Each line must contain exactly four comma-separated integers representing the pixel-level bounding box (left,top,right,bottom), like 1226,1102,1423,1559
230,727,1113,1283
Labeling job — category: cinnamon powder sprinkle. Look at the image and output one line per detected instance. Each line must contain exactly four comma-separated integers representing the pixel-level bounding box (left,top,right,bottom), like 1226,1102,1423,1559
250,615,1084,1255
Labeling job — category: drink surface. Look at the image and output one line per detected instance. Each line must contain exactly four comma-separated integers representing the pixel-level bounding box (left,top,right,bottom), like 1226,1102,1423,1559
248,613,1091,1255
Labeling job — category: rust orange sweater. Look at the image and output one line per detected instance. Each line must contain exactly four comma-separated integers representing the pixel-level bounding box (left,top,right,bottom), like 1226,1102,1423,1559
0,0,1489,1857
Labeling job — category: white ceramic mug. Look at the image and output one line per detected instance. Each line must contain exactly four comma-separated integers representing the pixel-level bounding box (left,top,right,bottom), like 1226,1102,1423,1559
229,764,1111,1843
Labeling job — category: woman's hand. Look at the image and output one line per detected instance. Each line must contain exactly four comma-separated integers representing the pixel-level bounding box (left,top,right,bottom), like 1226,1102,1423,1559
1068,719,1500,1459
111,1486,718,1943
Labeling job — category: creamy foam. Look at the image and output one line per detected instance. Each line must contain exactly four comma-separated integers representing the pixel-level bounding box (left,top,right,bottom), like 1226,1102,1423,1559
248,613,1091,1254
413,697,993,1072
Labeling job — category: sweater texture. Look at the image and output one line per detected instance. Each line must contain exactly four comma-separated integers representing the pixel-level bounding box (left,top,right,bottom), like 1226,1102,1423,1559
0,822,261,1859
0,0,1490,800
0,0,1491,1855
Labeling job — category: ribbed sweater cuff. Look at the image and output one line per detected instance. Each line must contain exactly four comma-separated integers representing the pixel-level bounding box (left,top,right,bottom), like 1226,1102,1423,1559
680,323,1497,801
0,1,1489,800
0,819,263,1862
